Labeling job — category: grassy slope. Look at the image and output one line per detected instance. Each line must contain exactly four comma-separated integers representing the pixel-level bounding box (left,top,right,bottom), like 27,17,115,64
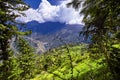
31,44,110,80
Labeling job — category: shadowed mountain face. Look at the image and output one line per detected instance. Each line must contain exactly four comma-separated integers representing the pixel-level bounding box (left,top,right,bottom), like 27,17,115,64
24,21,66,34
23,21,84,53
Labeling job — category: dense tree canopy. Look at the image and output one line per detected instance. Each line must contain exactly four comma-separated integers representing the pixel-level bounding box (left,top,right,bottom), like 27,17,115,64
0,0,33,79
0,0,120,79
0,0,29,60
68,0,120,79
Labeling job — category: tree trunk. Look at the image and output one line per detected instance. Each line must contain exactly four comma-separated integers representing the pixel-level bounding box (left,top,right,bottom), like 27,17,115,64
0,39,9,60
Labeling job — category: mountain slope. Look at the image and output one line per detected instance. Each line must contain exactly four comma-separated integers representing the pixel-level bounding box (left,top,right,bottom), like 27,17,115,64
25,37,46,53
31,45,110,80
24,21,84,50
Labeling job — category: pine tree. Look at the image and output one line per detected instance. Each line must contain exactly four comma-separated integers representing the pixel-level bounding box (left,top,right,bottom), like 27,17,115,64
15,37,36,79
0,0,29,60
0,0,29,79
68,0,120,79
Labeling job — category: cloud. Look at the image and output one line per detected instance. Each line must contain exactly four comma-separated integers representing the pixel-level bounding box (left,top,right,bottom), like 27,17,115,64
16,0,83,25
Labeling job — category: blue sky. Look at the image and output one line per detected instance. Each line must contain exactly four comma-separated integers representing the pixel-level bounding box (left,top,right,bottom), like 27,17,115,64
24,0,60,9
16,0,83,25
17,0,84,34
24,0,41,9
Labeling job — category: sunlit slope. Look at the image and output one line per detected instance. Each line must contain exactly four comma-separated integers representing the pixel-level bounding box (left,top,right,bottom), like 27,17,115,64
31,44,109,80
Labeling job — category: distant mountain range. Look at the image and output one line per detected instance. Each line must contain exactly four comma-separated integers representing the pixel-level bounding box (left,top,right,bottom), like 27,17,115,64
22,21,85,53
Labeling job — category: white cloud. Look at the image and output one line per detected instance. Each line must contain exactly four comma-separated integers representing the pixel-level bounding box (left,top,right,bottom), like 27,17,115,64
16,0,83,25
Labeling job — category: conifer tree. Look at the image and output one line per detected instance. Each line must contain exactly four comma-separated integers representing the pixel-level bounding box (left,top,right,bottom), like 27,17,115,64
0,0,29,79
15,37,36,79
68,0,120,79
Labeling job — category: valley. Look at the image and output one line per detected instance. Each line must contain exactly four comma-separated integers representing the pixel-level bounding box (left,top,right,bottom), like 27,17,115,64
24,21,85,53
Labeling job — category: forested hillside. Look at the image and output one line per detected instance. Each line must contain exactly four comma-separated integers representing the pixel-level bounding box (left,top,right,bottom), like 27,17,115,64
0,0,120,80
31,44,110,80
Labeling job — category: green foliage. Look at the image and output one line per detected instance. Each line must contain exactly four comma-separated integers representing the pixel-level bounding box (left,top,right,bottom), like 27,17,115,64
68,0,120,79
0,37,37,80
15,37,36,79
0,0,32,79
6,57,22,80
31,44,111,80
0,52,22,80
0,0,119,79
0,0,29,60
109,44,120,79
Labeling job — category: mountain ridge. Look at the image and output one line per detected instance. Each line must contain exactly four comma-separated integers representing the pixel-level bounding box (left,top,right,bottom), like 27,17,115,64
24,21,84,52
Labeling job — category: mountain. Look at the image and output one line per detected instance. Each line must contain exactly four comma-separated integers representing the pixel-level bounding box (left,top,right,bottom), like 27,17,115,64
25,37,46,54
23,21,84,52
23,21,66,34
